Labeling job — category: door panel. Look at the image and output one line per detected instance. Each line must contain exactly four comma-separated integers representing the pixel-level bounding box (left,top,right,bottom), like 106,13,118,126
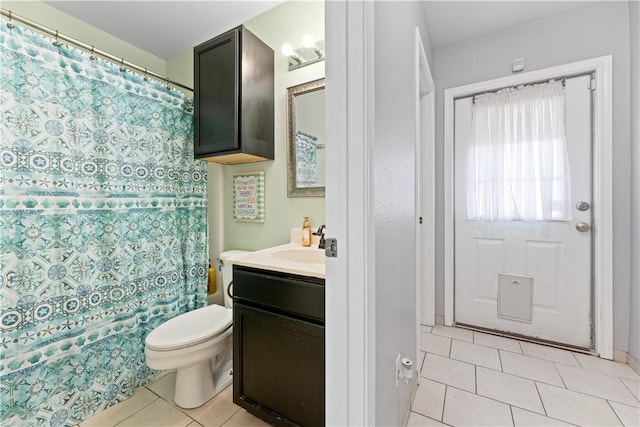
525,240,563,310
473,238,505,300
454,75,592,348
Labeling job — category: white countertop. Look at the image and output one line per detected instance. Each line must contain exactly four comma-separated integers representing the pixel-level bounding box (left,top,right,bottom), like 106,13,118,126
227,242,326,279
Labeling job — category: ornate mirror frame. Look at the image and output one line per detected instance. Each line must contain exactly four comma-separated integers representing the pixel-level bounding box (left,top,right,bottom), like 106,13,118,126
287,78,325,197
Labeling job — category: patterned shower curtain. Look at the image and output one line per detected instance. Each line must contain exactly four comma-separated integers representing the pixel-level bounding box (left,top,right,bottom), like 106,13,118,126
0,22,208,426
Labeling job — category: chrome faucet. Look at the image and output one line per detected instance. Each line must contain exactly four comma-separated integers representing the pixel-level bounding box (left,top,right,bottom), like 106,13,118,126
313,225,326,249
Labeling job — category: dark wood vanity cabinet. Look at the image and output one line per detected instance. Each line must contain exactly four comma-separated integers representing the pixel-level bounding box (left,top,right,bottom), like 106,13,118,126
232,266,325,427
194,26,274,164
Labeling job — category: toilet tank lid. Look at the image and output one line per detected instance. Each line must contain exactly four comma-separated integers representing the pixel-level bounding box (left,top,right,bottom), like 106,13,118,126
145,304,232,350
220,250,252,261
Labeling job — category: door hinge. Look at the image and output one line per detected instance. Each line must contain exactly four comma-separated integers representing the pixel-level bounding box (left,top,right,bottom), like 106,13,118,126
590,78,597,91
325,238,337,258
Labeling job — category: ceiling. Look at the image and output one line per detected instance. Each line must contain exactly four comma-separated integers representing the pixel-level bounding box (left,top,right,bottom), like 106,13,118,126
423,1,602,49
42,1,601,59
42,1,285,59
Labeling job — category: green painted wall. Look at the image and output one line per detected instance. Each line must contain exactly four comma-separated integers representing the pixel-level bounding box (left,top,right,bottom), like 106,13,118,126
166,1,326,261
224,1,325,252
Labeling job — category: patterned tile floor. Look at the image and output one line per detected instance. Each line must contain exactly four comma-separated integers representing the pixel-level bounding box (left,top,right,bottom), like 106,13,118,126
410,325,640,426
81,325,640,426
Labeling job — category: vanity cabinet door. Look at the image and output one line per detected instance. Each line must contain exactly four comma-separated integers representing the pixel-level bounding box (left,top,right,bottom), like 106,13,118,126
234,303,325,427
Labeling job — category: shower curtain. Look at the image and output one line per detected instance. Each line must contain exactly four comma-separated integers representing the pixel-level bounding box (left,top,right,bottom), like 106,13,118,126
0,22,208,426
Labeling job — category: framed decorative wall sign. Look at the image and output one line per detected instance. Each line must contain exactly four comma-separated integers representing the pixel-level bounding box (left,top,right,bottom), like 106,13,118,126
233,172,265,222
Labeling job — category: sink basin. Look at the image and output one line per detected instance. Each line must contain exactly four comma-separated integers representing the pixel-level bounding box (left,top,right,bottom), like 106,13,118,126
228,243,326,278
270,248,325,265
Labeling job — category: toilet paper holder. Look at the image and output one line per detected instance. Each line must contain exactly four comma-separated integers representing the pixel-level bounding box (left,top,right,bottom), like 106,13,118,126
398,357,414,385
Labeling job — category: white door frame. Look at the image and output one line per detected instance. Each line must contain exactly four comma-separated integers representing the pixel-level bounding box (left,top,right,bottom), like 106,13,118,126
325,1,376,425
443,56,614,359
415,28,436,331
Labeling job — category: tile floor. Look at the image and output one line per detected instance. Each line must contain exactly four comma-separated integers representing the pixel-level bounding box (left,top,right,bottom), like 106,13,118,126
81,325,640,426
410,324,640,426
80,371,269,427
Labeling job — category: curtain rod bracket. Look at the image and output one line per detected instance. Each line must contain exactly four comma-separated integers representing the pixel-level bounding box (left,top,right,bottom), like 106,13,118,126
53,30,62,47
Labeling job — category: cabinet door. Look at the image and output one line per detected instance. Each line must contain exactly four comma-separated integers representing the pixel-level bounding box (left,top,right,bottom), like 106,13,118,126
194,29,239,155
234,303,325,427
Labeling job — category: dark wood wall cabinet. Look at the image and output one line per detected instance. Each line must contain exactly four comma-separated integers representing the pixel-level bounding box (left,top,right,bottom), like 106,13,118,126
194,26,274,164
232,266,325,427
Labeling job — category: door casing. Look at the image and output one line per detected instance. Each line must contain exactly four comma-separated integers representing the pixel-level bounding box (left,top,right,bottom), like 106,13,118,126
442,56,613,359
415,26,436,393
415,26,436,332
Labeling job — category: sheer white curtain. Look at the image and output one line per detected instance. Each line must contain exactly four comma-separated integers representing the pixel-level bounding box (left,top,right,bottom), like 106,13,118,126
467,80,571,221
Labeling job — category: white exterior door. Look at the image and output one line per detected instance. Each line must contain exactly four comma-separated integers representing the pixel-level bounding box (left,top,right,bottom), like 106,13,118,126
454,75,593,348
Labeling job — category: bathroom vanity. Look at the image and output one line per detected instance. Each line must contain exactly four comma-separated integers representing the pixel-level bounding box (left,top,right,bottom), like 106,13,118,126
229,243,325,427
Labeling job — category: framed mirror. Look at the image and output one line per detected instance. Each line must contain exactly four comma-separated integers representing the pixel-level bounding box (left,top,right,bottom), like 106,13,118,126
287,78,325,197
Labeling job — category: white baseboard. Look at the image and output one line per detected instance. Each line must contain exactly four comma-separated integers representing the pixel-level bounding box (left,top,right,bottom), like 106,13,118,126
628,352,640,375
613,350,627,363
611,350,640,375
403,378,419,427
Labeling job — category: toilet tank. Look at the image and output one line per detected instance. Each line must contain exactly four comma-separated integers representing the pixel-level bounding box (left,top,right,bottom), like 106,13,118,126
219,250,251,308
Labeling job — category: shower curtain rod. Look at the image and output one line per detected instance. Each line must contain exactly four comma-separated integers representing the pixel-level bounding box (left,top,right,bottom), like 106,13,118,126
1,8,194,92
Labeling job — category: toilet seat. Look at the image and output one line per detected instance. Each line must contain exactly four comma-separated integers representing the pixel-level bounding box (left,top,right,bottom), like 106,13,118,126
146,305,232,351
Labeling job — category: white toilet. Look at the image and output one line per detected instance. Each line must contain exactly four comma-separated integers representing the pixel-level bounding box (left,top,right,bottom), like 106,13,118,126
144,250,250,409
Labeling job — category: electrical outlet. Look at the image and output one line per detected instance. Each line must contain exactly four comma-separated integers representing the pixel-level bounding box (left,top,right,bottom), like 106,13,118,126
395,353,401,387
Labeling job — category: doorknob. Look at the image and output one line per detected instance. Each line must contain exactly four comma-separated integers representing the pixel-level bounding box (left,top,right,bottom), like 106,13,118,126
576,222,591,232
576,202,590,211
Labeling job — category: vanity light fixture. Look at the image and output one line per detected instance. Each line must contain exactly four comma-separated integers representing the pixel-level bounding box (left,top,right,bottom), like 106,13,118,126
281,43,303,65
302,35,324,59
281,34,325,71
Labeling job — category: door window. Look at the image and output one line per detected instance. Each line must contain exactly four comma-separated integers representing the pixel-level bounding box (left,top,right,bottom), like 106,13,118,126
467,80,571,221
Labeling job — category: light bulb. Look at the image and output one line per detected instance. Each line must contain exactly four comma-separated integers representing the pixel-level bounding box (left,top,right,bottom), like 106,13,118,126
302,35,315,48
281,43,294,56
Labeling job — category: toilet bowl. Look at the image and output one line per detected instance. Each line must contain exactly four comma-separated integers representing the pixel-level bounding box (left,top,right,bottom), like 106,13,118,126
145,304,232,408
144,250,250,409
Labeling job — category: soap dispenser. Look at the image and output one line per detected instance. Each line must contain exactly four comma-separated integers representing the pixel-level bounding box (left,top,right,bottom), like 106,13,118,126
302,216,312,247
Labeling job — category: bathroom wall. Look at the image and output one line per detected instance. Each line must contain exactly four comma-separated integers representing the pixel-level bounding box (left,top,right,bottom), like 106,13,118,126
373,2,432,425
628,0,640,369
432,2,632,352
225,1,325,252
3,0,165,75
166,0,324,304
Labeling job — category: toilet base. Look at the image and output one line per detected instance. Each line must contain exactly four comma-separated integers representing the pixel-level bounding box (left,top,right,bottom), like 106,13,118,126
173,361,233,409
